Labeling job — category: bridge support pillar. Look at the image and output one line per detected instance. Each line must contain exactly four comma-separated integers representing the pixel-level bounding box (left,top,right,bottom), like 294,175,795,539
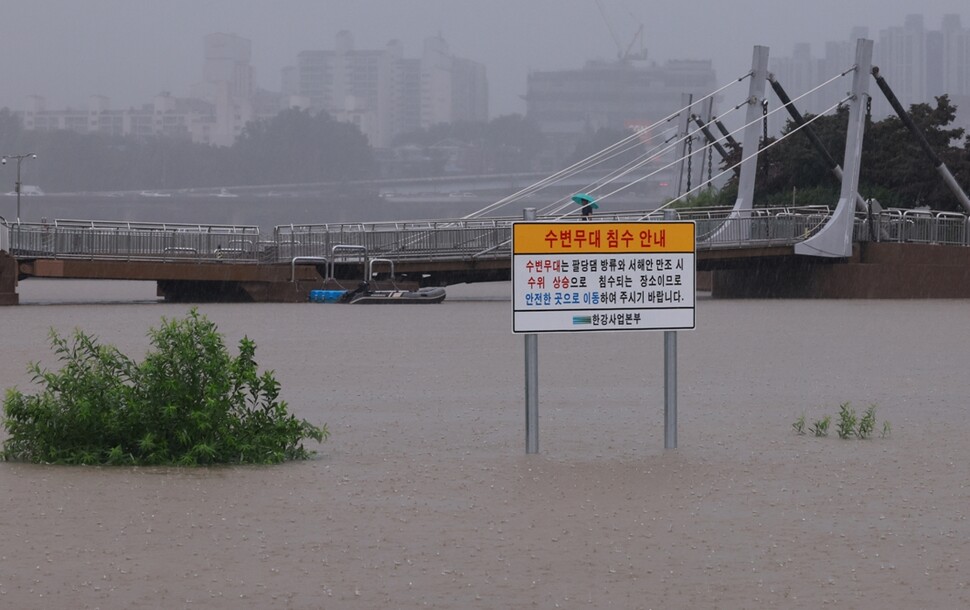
795,38,873,258
732,45,770,220
713,45,769,243
0,251,19,305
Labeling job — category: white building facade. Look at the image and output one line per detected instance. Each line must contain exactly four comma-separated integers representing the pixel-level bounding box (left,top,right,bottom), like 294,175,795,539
18,33,281,147
770,16,970,133
525,58,718,165
285,32,488,148
15,31,486,149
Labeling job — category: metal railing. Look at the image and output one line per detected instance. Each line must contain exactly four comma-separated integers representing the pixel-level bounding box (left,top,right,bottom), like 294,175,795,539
277,206,839,260
4,207,970,268
684,206,832,247
276,218,514,262
868,208,970,245
2,219,263,263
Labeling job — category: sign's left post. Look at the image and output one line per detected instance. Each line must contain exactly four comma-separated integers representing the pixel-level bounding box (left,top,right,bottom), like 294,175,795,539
522,208,539,454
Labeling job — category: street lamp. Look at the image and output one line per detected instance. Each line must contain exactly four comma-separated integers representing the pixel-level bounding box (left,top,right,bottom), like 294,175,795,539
1,153,38,223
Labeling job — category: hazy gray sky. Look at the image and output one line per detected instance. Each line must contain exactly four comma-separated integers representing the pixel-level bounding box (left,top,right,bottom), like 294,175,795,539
2,0,968,117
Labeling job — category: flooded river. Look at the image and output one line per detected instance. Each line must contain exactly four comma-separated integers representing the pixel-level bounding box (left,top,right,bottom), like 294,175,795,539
1,281,968,608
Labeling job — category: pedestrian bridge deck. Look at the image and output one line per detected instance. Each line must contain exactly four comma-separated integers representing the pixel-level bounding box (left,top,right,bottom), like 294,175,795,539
2,206,969,303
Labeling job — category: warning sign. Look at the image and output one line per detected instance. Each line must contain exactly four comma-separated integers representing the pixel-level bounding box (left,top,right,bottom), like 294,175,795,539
512,221,696,333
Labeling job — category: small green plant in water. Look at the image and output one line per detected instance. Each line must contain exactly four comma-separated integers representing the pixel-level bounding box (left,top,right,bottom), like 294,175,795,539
881,420,892,439
857,404,877,439
836,402,857,439
811,415,830,437
792,414,806,435
2,309,327,465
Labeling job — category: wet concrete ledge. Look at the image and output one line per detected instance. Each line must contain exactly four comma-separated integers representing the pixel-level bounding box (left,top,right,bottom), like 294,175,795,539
710,242,970,298
4,242,970,303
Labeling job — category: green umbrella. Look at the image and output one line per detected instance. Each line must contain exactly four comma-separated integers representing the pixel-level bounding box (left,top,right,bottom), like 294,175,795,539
571,193,599,209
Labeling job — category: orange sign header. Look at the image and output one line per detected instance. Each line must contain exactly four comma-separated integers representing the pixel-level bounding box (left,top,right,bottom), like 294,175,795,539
513,222,695,254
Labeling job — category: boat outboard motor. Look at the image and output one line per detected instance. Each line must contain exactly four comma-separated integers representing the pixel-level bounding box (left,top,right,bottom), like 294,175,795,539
338,281,371,303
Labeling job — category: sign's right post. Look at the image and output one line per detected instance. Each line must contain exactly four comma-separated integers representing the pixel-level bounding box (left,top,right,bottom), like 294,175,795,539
512,220,696,451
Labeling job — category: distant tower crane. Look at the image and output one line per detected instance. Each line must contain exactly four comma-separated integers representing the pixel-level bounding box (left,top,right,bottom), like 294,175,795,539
594,0,645,61
623,24,645,60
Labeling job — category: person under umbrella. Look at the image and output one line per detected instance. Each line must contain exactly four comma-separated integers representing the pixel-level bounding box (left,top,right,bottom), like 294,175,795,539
572,193,599,220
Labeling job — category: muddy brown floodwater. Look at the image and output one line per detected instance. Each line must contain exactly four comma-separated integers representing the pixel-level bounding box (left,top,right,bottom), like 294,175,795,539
1,279,969,609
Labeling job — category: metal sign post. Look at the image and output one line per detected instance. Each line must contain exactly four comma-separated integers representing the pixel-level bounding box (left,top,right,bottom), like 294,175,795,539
523,208,539,454
512,220,696,453
664,330,677,449
663,209,678,449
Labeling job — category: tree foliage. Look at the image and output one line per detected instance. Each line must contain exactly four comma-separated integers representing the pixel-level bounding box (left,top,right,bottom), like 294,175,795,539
0,108,548,190
0,107,375,192
712,95,970,210
862,96,968,208
233,108,375,184
392,114,547,173
2,309,326,465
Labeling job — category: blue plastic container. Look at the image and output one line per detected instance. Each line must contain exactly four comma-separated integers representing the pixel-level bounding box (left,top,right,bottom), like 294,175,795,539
309,290,347,303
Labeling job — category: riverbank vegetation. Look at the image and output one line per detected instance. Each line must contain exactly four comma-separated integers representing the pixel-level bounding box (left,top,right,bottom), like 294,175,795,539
693,95,970,212
793,403,888,440
2,309,326,465
0,107,547,192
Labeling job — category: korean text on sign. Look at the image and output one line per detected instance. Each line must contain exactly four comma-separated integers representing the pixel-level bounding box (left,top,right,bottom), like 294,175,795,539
512,222,696,334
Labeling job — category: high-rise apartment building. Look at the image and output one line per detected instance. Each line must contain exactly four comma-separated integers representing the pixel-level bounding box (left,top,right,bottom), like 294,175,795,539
874,15,928,116
942,15,970,102
767,43,820,134
22,92,214,141
765,28,868,133
189,33,261,146
16,30,485,149
19,33,276,147
770,16,970,133
285,32,488,148
203,33,255,98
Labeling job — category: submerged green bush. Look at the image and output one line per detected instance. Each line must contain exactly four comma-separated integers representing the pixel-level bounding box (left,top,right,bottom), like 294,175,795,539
2,309,326,465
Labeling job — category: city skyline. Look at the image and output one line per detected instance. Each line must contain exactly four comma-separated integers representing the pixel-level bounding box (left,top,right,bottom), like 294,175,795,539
2,0,969,120
768,14,970,134
17,31,491,150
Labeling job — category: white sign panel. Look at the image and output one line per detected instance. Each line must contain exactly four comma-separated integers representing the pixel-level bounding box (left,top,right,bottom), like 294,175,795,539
512,221,696,333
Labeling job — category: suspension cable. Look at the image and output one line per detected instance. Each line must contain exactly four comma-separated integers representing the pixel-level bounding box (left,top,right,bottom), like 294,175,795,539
538,130,685,216
543,101,755,220
540,132,685,217
461,71,755,218
637,94,853,220
473,92,834,255
475,66,857,262
595,64,860,206
593,80,851,210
